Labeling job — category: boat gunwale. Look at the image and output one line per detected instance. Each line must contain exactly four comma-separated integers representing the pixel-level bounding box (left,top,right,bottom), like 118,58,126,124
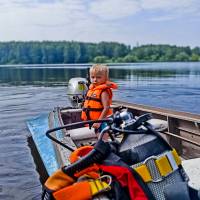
113,100,200,122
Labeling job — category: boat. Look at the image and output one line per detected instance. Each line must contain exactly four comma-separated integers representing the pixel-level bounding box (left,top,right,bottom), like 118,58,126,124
27,77,200,200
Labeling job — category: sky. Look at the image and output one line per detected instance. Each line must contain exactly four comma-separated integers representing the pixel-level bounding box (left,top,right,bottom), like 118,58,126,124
0,0,200,47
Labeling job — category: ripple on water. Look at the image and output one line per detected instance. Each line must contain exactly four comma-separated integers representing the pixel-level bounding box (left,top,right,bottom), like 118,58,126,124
0,86,68,199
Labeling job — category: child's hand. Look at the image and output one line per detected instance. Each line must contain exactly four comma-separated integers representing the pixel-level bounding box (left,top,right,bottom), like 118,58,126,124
92,123,101,129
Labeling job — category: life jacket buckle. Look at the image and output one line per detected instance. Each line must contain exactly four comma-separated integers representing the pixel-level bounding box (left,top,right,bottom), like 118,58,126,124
89,175,112,196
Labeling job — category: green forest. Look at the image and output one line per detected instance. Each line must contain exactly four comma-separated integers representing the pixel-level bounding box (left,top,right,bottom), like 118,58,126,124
0,41,200,64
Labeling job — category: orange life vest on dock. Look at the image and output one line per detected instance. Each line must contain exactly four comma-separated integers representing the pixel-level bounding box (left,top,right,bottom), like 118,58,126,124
81,81,118,121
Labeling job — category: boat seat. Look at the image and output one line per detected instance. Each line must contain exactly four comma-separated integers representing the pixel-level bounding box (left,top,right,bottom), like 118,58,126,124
68,127,97,140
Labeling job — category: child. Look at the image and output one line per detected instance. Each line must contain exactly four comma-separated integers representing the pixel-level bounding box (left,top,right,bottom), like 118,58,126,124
81,64,118,133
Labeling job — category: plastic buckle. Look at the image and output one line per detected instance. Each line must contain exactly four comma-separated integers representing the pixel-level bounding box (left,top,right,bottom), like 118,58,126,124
143,151,179,183
143,155,163,183
97,175,112,193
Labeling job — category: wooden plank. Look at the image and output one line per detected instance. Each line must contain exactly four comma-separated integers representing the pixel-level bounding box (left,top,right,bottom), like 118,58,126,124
178,127,200,137
182,142,200,159
163,131,200,148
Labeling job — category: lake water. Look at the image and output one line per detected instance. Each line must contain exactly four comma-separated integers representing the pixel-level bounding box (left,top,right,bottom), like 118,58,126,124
0,62,200,199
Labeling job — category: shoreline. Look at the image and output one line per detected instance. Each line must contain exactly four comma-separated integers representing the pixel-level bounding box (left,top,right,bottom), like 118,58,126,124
1,61,200,68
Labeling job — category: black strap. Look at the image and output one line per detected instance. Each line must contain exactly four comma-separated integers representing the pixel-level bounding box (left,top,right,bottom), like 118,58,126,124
85,96,101,102
82,107,103,112
82,107,91,120
82,107,103,121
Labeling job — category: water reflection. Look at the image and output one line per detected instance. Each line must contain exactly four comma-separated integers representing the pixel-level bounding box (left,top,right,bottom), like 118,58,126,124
1,62,200,86
0,67,87,86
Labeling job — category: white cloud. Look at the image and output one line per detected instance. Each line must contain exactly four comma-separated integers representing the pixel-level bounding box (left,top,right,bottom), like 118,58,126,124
0,0,199,46
89,0,140,20
0,0,90,40
0,0,199,30
0,0,86,26
88,0,200,21
150,15,177,22
140,0,190,10
140,0,200,21
0,0,123,42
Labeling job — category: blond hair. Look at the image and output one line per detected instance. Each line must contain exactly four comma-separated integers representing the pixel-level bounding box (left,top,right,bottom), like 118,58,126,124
90,64,109,79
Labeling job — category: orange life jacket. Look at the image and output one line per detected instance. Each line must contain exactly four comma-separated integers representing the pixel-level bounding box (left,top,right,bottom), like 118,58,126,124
44,145,148,200
44,146,108,200
81,81,118,121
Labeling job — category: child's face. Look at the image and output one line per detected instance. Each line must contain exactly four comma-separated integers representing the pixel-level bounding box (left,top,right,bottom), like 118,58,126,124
90,71,107,86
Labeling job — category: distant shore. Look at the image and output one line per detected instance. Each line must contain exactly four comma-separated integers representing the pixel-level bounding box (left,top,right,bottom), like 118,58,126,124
0,42,200,65
1,61,200,68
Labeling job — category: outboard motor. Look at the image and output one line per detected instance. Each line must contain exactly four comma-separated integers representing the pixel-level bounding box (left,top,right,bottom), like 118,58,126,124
67,78,88,108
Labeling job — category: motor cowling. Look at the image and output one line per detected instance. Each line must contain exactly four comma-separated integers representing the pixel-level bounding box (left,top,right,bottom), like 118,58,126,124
67,78,88,108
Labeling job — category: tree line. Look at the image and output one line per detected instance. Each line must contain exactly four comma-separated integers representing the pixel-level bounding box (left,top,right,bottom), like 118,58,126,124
0,41,200,64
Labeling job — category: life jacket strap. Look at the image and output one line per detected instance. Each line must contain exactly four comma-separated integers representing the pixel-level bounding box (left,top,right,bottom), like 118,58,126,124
53,176,111,200
82,107,104,121
85,96,102,102
133,149,182,183
89,175,112,196
82,107,104,112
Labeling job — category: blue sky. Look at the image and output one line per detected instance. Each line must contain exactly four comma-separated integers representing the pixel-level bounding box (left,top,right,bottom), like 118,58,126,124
0,0,200,47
